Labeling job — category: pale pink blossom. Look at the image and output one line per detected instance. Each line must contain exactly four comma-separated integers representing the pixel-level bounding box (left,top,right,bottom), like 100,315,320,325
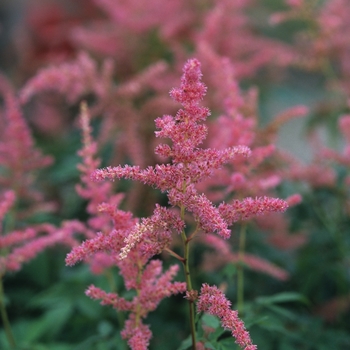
0,190,16,223
201,234,289,280
197,284,257,350
0,74,52,201
218,197,288,226
20,52,113,104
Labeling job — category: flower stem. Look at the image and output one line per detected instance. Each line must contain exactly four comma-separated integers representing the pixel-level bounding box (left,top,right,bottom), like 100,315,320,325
179,200,197,350
237,223,247,315
181,228,197,350
0,276,16,349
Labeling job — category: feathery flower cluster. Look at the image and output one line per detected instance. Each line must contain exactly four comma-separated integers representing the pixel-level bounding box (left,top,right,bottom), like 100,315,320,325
66,103,187,350
197,284,257,350
0,74,52,202
87,58,291,348
86,261,186,350
271,0,350,96
20,52,113,104
0,74,86,277
66,209,186,350
201,233,289,281
218,197,288,225
92,59,258,245
0,191,16,224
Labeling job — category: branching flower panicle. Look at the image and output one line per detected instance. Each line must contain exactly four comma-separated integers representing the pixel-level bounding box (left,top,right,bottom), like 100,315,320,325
197,284,257,350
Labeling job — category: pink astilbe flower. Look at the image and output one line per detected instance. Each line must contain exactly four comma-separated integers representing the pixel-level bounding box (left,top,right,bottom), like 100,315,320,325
193,55,305,222
321,115,350,167
256,213,307,250
0,74,52,202
20,51,113,105
75,102,123,233
201,234,289,280
195,0,294,79
81,59,292,348
3,221,84,273
0,227,37,250
0,77,88,278
271,0,350,95
0,190,16,225
197,284,257,350
121,316,153,350
218,197,288,226
67,107,187,348
280,150,337,188
67,210,186,350
85,261,186,350
92,59,254,244
83,256,186,350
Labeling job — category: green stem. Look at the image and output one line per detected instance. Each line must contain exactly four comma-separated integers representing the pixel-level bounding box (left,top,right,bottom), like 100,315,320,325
181,230,196,350
135,259,143,328
0,276,16,349
237,223,247,315
179,201,197,350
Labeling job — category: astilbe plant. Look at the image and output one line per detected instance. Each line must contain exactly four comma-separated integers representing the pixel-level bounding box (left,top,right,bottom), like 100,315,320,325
66,59,289,349
0,73,86,349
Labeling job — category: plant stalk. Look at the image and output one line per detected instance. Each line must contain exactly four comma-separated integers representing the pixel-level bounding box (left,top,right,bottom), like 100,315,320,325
0,277,16,349
237,223,247,315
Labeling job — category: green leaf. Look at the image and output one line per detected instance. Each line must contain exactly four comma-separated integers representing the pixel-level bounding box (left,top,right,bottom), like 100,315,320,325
201,314,220,329
204,341,217,349
98,321,114,337
265,304,299,321
244,315,270,328
24,302,73,342
219,337,240,350
208,326,225,342
256,292,309,305
177,335,193,350
221,263,237,279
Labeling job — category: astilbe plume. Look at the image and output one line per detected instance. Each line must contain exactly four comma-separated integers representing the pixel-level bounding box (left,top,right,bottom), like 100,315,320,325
194,0,295,80
271,0,350,97
196,53,308,200
66,104,187,349
20,51,114,105
87,58,289,348
0,73,86,275
19,51,175,201
321,115,350,168
92,59,254,242
201,233,289,281
197,284,257,350
73,102,124,273
66,204,187,350
0,74,52,203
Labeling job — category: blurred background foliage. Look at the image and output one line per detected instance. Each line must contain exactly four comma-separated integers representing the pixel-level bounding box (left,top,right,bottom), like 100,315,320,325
0,0,350,349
